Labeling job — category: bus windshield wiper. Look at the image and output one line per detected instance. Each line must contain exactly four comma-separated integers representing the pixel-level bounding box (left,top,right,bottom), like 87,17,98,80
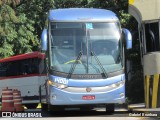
67,51,83,79
91,51,108,78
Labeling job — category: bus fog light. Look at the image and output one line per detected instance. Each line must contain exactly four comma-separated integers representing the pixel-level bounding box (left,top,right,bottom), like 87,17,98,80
120,93,124,98
52,94,56,99
58,84,67,89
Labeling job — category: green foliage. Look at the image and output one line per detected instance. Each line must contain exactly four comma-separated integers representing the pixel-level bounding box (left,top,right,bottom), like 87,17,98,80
0,0,21,7
16,0,54,38
126,69,144,104
87,0,127,9
0,3,39,58
119,10,132,28
0,0,55,58
54,0,87,8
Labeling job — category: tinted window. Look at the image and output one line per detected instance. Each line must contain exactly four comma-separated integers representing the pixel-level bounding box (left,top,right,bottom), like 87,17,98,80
0,58,45,77
145,22,160,52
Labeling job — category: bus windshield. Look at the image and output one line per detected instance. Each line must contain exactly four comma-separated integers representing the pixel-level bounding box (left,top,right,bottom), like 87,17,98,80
50,22,123,74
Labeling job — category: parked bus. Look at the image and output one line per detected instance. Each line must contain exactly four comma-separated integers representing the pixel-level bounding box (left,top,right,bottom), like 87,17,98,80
40,8,132,112
0,52,47,109
129,0,160,108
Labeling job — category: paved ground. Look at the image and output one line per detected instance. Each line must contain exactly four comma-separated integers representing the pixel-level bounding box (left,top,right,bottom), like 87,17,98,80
0,103,160,119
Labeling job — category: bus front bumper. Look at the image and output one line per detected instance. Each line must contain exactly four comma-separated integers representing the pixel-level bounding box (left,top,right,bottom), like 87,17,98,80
49,84,125,105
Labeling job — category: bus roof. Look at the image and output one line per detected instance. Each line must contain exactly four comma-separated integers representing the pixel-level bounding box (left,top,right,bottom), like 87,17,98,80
49,8,119,22
0,52,45,63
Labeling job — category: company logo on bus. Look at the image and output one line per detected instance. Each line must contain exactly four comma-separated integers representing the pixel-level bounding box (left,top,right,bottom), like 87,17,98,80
86,87,92,92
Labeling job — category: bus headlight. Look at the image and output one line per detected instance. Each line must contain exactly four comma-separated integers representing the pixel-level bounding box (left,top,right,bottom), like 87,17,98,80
48,80,68,89
110,80,125,88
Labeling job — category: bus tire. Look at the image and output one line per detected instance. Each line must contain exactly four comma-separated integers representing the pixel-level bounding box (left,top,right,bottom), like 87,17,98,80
105,104,115,114
25,103,38,109
41,103,48,111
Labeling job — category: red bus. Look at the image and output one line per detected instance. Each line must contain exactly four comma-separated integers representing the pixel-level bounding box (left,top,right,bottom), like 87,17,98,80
0,52,47,109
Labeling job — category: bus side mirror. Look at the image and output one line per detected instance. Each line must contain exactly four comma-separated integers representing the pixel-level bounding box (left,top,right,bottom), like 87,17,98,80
122,28,132,49
41,29,48,51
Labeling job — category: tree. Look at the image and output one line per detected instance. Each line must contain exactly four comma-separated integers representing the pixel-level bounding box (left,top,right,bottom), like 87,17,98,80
16,0,55,40
0,0,56,58
54,0,88,8
0,2,39,58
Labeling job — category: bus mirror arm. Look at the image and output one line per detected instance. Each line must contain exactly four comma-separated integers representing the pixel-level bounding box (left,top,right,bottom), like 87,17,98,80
122,28,132,49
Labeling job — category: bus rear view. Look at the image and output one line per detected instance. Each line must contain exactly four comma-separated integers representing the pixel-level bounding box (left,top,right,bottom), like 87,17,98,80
40,8,132,113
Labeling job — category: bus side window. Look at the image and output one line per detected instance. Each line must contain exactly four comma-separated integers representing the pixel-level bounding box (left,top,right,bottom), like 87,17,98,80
39,59,47,74
24,64,30,74
0,63,7,77
19,60,28,75
6,61,19,76
31,58,39,74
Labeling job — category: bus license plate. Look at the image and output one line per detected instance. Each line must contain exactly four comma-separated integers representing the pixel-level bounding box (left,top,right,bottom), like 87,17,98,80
82,95,95,100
